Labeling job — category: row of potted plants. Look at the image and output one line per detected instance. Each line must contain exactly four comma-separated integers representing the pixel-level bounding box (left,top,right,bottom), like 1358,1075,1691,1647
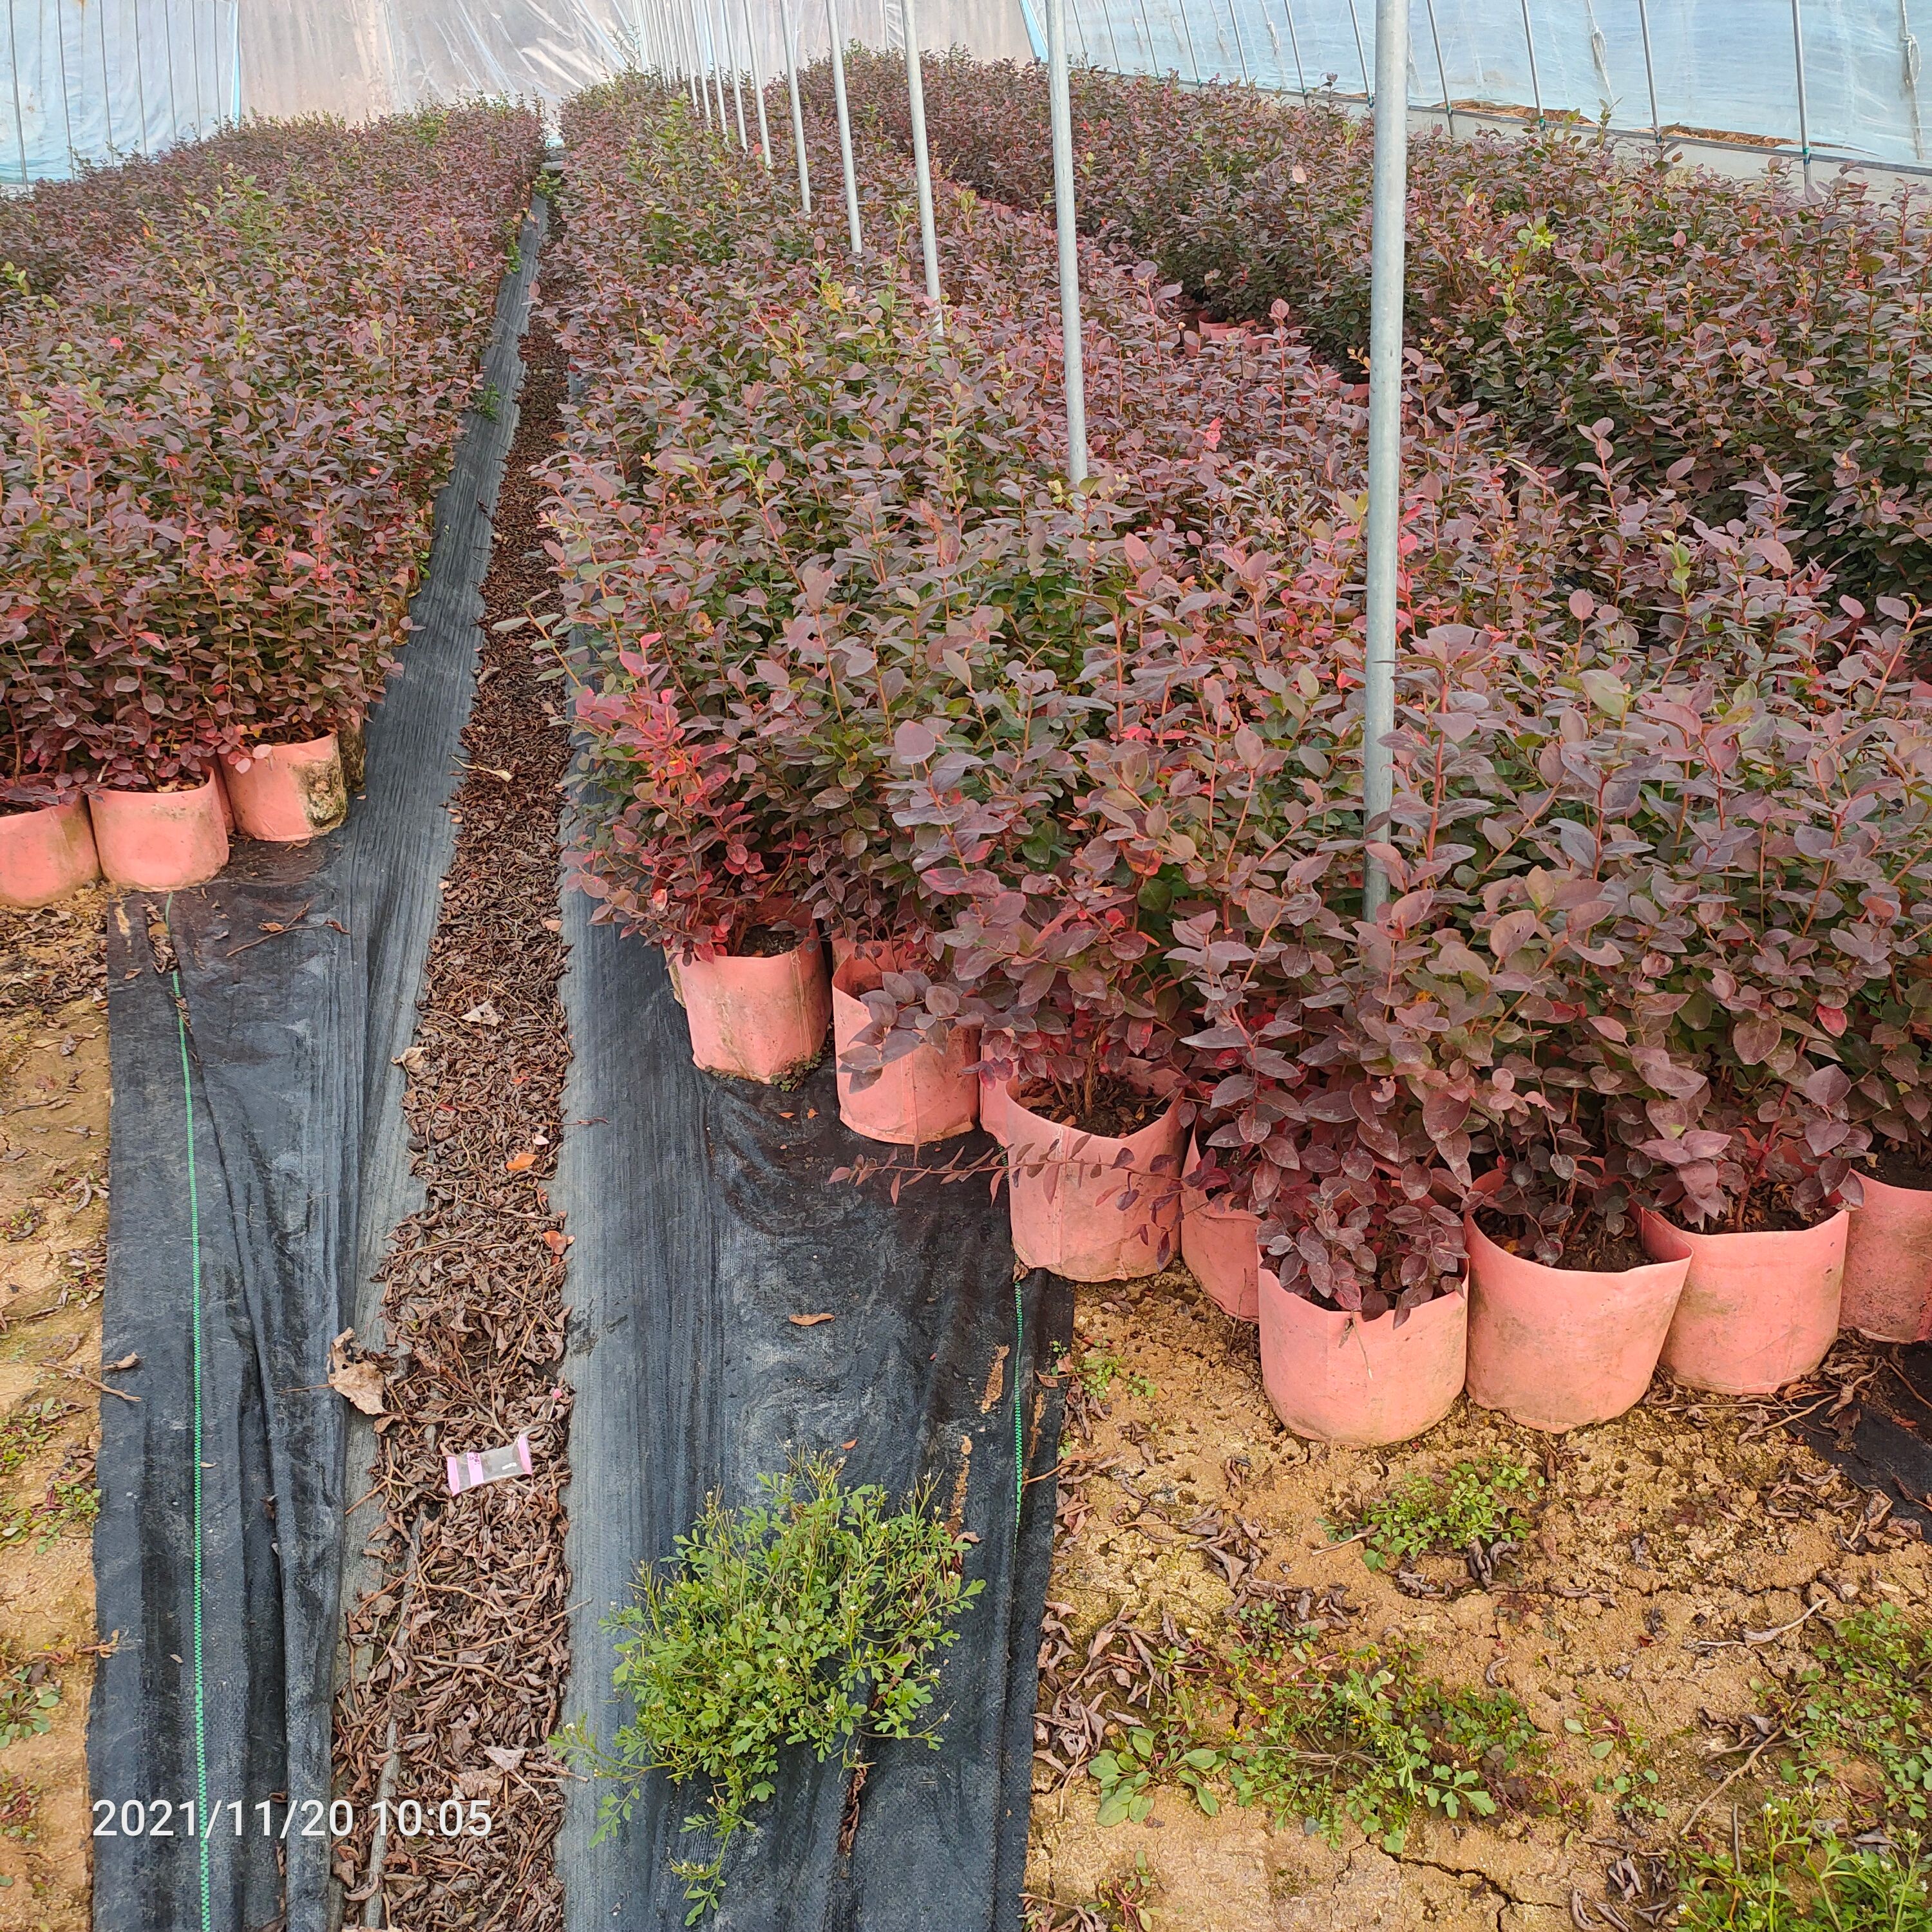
0,103,545,906
821,49,1932,602
544,80,1932,1452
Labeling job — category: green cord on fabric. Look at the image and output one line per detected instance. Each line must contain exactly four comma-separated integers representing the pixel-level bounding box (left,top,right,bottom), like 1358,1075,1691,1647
1012,1282,1024,1553
170,957,212,1931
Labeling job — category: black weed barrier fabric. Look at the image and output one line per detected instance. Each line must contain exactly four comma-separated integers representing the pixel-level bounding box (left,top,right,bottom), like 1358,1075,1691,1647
88,204,546,1932
555,927,1073,1932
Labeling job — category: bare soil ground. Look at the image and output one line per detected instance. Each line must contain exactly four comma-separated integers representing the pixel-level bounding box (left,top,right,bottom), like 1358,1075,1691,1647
0,891,109,1931
1023,1267,1932,1931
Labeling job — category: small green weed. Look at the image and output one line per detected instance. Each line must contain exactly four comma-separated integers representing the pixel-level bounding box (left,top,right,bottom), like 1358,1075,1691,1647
556,1457,980,1922
1056,1343,1155,1405
1782,1607,1932,1824
1678,1800,1931,1931
0,1402,68,1477
1083,1604,1560,1854
475,381,504,422
1569,1698,1667,1823
1343,1458,1539,1573
0,1658,59,1749
1023,1851,1157,1930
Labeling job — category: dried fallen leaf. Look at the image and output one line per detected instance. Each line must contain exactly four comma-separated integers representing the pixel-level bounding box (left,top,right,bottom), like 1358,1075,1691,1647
328,1361,388,1417
463,1001,503,1028
790,1313,835,1327
103,1353,140,1373
505,1149,537,1173
539,1229,571,1255
482,1744,527,1770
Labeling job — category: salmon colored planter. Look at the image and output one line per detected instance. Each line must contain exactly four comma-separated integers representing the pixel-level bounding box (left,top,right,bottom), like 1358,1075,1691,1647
1180,1137,1260,1322
1642,1207,1848,1395
1257,1269,1467,1446
222,734,348,842
0,799,100,908
88,775,229,890
1002,1085,1184,1282
831,956,978,1146
1464,1177,1690,1433
980,1068,1016,1147
1840,1175,1932,1343
674,935,829,1084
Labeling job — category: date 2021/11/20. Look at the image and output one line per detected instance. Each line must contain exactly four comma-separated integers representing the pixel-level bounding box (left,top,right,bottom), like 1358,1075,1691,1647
93,1797,495,1840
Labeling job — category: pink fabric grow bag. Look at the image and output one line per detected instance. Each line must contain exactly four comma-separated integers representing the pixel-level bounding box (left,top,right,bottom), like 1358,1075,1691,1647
831,957,978,1146
1257,1269,1467,1446
89,774,229,890
1180,1137,1260,1322
674,936,830,1084
1839,1175,1932,1343
0,799,100,908
1642,1206,1848,1394
223,734,348,842
1001,1086,1184,1282
1464,1182,1689,1433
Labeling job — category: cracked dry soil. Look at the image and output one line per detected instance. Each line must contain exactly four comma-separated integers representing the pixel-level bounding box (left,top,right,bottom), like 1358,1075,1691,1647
1023,1268,1932,1931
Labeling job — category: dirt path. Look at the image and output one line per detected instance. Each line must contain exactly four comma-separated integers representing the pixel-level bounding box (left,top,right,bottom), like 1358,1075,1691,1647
0,891,109,1930
328,294,576,1929
1023,1270,1932,1930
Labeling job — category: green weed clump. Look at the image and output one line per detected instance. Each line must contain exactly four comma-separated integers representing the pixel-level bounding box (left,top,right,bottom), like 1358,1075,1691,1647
1344,1458,1539,1573
1784,1607,1932,1824
1088,1605,1560,1853
557,1456,980,1923
1679,1801,1931,1931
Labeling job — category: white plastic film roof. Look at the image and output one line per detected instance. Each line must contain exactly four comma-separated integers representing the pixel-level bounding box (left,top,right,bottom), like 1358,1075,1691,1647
3,0,1927,180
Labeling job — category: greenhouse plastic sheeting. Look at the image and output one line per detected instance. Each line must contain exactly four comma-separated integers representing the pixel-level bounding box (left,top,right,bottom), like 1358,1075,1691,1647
2,0,1030,179
554,927,1073,1932
85,204,543,1932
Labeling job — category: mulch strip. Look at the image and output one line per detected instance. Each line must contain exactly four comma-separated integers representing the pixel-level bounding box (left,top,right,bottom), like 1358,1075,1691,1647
329,296,575,1931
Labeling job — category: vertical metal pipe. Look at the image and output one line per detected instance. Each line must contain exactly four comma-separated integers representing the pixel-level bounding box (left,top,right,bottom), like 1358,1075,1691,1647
902,0,944,332
1422,0,1452,137
7,0,28,183
1134,0,1157,73
160,0,179,142
229,0,239,119
1790,0,1814,189
1517,0,1543,126
781,0,811,208
1048,0,1088,482
100,0,114,153
707,0,729,128
720,0,748,149
55,0,76,171
1278,0,1307,95
1088,0,1122,74
1634,0,1663,151
1224,0,1250,82
688,0,711,118
1174,0,1201,81
1344,0,1369,100
1361,0,1407,921
132,0,151,155
827,0,864,255
741,0,771,166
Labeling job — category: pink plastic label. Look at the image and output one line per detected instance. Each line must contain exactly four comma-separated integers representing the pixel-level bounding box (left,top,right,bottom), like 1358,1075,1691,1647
444,1432,534,1495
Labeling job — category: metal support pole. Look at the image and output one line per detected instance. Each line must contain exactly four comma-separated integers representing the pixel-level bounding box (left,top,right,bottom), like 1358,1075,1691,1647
1048,0,1089,482
160,0,179,143
781,0,811,208
741,0,771,166
100,0,113,153
719,0,748,149
1790,0,1814,190
132,0,151,155
902,0,944,334
189,0,204,135
828,0,864,255
7,0,27,183
1088,0,1122,75
1345,0,1370,100
1361,0,1407,922
1634,0,1662,151
1134,0,1157,73
1517,0,1543,126
706,0,728,129
55,0,75,171
1278,0,1307,95
1224,0,1251,82
1423,0,1453,137
690,0,712,120
1174,0,1202,81
682,0,703,102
